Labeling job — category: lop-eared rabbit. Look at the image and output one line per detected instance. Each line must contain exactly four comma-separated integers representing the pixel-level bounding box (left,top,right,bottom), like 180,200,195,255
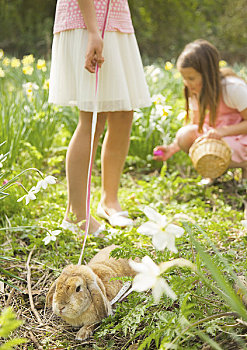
46,245,135,340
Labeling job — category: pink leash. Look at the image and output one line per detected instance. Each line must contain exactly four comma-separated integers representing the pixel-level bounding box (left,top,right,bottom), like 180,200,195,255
78,0,111,265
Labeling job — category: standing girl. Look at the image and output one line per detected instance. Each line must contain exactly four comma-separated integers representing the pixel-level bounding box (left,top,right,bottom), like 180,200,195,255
154,39,247,179
49,0,151,234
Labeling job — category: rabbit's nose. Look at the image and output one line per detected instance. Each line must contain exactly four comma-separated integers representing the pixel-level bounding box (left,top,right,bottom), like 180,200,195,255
59,306,66,314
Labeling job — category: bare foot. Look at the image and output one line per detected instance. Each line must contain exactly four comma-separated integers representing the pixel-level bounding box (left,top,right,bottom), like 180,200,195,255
100,199,122,217
79,216,102,234
64,215,102,235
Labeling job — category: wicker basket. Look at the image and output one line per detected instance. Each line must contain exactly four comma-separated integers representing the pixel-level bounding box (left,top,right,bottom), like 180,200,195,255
189,137,232,178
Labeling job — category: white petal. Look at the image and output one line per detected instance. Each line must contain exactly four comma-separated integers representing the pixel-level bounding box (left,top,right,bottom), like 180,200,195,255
143,206,164,224
17,196,25,202
152,278,166,302
51,230,61,236
30,185,40,193
137,221,160,236
45,175,56,184
35,181,42,191
142,256,160,276
241,220,247,228
43,236,51,245
129,260,151,274
153,278,177,302
28,192,36,200
165,224,184,237
37,180,47,190
24,192,36,205
160,215,168,228
41,181,48,189
152,231,169,251
164,234,178,253
129,260,142,273
132,273,156,292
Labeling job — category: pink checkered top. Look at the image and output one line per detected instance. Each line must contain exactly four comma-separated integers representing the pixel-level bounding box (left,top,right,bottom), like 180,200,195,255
53,0,134,34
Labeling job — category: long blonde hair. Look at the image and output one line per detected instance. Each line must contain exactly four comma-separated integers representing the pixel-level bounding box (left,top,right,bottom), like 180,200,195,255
176,40,236,132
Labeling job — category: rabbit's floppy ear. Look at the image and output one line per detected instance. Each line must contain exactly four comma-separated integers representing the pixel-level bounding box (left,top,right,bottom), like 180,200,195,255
46,279,57,307
85,267,112,319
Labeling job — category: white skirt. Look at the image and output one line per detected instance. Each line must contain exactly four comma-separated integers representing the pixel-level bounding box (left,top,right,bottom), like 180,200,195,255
48,29,151,112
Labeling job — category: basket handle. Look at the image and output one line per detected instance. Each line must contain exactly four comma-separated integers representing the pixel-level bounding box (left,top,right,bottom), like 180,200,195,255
192,135,205,145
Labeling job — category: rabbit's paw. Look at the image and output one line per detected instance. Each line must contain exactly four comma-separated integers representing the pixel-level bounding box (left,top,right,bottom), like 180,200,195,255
76,325,93,340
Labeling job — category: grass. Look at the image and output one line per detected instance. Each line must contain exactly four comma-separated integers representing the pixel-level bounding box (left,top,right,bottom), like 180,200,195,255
1,168,247,349
1,53,247,349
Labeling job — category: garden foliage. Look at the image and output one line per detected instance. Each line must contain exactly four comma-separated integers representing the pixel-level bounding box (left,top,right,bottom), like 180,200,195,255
1,52,247,349
0,0,247,62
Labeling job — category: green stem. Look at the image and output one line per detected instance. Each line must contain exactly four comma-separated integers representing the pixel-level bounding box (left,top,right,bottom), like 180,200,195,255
2,181,29,194
1,167,43,190
0,225,51,234
159,258,197,274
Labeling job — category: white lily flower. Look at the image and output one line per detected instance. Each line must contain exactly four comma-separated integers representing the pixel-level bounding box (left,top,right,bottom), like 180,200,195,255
36,175,56,191
17,186,38,205
241,220,247,228
137,206,184,253
130,256,176,302
22,82,39,91
151,93,166,105
43,230,61,245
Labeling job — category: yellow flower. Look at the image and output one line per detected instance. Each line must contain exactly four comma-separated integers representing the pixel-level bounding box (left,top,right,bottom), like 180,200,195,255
2,57,10,66
37,59,47,72
11,57,21,68
22,54,35,66
23,84,33,102
0,68,5,78
0,49,4,59
162,108,169,117
165,61,173,70
219,60,227,67
22,82,39,100
43,79,49,90
23,65,34,75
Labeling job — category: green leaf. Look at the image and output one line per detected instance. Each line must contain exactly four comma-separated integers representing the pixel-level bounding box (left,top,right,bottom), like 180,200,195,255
185,224,247,321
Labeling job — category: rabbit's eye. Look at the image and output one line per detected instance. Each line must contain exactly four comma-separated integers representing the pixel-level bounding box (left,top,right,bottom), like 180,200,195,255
76,285,81,292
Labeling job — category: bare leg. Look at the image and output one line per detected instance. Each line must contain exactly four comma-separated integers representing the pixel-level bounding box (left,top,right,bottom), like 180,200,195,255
100,111,133,216
176,124,200,153
65,111,107,232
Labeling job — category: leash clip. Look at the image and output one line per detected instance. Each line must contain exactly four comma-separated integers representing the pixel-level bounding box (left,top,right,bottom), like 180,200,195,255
110,281,132,306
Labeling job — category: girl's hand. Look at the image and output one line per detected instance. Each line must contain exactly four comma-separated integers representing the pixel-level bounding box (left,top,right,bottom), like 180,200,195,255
204,128,222,140
85,32,104,73
153,145,175,161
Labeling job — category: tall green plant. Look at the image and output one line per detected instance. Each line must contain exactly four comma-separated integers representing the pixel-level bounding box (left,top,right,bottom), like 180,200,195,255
0,307,27,350
0,54,65,168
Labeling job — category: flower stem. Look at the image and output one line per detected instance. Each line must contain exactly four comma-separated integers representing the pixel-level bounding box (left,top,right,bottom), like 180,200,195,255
159,258,197,274
1,168,43,193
